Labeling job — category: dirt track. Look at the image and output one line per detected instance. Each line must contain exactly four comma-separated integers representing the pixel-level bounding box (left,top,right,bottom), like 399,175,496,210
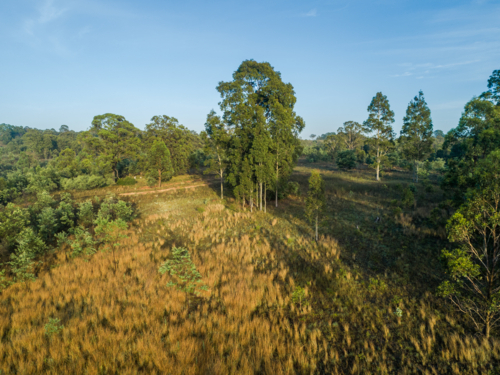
119,183,208,196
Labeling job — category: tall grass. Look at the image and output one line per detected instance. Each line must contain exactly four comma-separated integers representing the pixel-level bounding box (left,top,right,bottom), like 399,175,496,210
1,165,499,374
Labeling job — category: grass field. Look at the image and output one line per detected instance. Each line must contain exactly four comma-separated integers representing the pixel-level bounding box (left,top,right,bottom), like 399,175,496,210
1,162,499,374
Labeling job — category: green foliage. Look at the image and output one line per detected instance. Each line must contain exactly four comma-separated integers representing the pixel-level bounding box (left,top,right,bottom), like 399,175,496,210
78,200,95,228
401,187,415,208
116,176,137,186
399,91,434,182
61,175,110,191
158,247,208,296
442,72,500,203
44,318,64,338
145,116,194,176
202,110,230,199
145,139,174,188
439,178,500,337
8,228,45,282
337,121,364,150
336,150,357,170
364,92,395,181
80,113,141,182
217,60,304,209
285,181,300,196
0,269,11,291
0,203,30,249
306,170,326,241
291,286,307,307
67,227,96,258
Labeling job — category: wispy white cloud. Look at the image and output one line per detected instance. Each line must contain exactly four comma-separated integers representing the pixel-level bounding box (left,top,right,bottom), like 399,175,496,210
23,0,68,35
391,59,481,79
304,8,317,17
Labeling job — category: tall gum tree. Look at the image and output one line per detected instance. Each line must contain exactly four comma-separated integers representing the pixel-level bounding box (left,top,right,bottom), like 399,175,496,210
80,113,141,182
442,69,500,203
363,92,395,181
146,139,174,188
337,121,364,151
399,91,434,183
201,110,230,199
145,116,193,176
216,60,304,209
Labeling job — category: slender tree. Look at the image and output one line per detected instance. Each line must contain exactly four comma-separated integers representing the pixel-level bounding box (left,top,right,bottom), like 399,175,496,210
337,121,364,150
201,110,230,199
306,170,326,241
80,113,141,182
146,139,174,188
399,91,434,182
439,151,500,338
364,92,395,181
145,116,193,176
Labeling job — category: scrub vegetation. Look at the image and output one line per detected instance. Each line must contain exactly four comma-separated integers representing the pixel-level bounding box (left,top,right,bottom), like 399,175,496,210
0,64,499,374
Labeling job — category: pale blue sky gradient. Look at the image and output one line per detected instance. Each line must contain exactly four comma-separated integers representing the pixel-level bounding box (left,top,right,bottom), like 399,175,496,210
1,0,499,136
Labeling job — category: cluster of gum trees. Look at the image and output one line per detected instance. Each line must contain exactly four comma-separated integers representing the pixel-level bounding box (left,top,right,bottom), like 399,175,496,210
202,60,305,210
321,90,434,181
438,69,500,338
78,114,195,187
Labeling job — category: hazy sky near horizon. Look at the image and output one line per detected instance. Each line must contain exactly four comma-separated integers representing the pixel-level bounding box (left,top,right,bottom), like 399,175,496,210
1,0,499,136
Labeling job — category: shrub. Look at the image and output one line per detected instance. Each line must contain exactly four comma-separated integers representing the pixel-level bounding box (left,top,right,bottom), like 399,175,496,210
286,181,301,196
159,247,208,296
44,318,64,338
402,187,415,208
116,176,137,186
336,150,357,170
61,175,110,191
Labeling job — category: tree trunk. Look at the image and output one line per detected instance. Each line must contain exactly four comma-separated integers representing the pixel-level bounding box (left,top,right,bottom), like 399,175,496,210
259,182,263,211
220,171,223,199
113,167,119,182
415,161,418,183
315,214,318,241
275,161,279,208
158,169,162,188
376,161,380,181
485,318,491,339
264,182,267,213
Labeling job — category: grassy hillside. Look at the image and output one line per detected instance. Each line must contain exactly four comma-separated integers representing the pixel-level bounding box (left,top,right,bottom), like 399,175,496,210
1,164,499,374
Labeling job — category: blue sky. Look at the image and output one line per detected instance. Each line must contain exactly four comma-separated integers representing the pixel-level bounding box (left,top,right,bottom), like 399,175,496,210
1,0,499,136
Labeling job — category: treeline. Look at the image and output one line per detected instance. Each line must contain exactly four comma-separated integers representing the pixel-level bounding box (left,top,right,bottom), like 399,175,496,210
0,115,204,204
303,92,447,183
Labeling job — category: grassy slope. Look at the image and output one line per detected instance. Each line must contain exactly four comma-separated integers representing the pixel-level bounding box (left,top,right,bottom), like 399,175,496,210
0,164,499,374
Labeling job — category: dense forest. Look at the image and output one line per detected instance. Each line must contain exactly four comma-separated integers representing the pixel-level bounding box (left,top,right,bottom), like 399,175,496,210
0,62,499,374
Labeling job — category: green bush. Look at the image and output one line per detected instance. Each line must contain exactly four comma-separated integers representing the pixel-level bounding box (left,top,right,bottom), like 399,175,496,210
116,176,137,186
336,150,357,170
61,175,110,191
286,181,301,196
402,187,415,208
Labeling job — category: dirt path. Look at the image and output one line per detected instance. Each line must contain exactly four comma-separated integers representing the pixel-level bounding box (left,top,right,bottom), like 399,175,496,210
119,183,209,196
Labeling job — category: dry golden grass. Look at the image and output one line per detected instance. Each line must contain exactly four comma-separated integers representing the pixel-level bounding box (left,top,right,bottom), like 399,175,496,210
1,166,500,374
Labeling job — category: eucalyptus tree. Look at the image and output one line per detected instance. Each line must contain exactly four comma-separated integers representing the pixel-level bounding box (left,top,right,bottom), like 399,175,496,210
363,92,395,181
145,116,193,176
439,151,500,338
442,69,500,203
481,69,500,105
80,113,141,182
337,121,364,150
146,139,174,188
217,60,304,210
399,91,434,182
306,170,325,241
201,110,230,199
